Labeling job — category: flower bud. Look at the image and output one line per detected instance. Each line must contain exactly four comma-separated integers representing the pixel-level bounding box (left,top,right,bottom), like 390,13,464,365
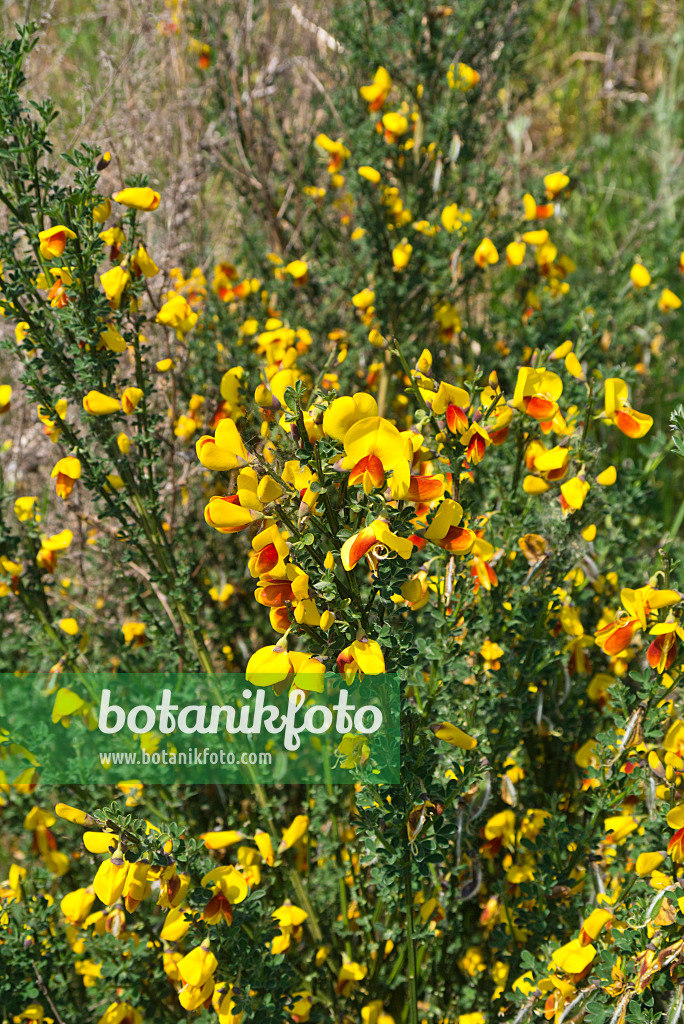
55,802,96,827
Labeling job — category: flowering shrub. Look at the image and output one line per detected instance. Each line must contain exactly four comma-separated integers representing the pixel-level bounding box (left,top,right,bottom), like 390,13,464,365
2,8,684,1024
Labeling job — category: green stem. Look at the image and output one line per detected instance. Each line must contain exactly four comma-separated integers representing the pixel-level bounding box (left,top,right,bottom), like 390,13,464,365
313,442,339,536
345,567,368,630
510,422,525,495
390,336,430,414
578,377,595,457
403,860,419,1024
251,783,324,946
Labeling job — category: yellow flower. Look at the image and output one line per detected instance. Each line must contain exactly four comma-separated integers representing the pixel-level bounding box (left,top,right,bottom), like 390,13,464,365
96,1004,142,1024
340,415,411,496
38,225,76,260
431,722,477,749
474,237,499,267
112,186,160,211
99,324,126,353
630,263,651,288
604,377,653,438
658,287,681,312
506,241,526,266
83,831,118,854
122,621,146,645
522,229,549,246
484,809,515,845
560,476,590,513
341,519,413,573
512,367,563,423
121,386,144,413
352,287,375,310
358,165,381,183
447,62,480,91
37,529,73,572
202,829,244,850
459,946,486,976
543,171,569,197
55,803,96,826
604,814,638,844
290,992,313,1024
336,635,385,682
635,852,664,876
51,456,81,500
360,66,392,110
271,901,309,954
99,226,125,248
314,134,350,172
323,392,377,439
92,847,128,906
335,960,367,995
132,244,159,277
100,265,130,305
279,815,309,851
480,638,504,667
392,239,413,270
122,860,151,912
382,112,409,142
596,465,617,486
179,977,215,1012
213,983,243,1024
178,939,217,988
196,417,249,471
254,829,275,865
92,197,111,222
156,294,198,334
14,496,38,522
565,351,585,379
580,908,613,943
512,972,536,996
200,865,249,923
551,938,596,974
245,642,292,688
284,259,308,285
441,203,471,233
83,390,121,416
60,886,96,926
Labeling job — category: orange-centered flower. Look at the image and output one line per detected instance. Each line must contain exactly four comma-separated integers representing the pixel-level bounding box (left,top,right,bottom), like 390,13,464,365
51,456,82,500
604,378,653,438
341,519,413,573
512,367,563,423
336,635,386,683
360,67,392,111
340,416,411,496
38,225,76,260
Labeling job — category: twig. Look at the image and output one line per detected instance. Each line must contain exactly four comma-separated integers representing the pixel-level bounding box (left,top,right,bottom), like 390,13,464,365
33,963,66,1024
288,3,345,53
129,561,182,637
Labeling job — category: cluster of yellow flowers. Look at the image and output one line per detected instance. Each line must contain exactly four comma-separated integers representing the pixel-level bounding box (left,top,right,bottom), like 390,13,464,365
2,799,403,1023
2,27,684,1023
